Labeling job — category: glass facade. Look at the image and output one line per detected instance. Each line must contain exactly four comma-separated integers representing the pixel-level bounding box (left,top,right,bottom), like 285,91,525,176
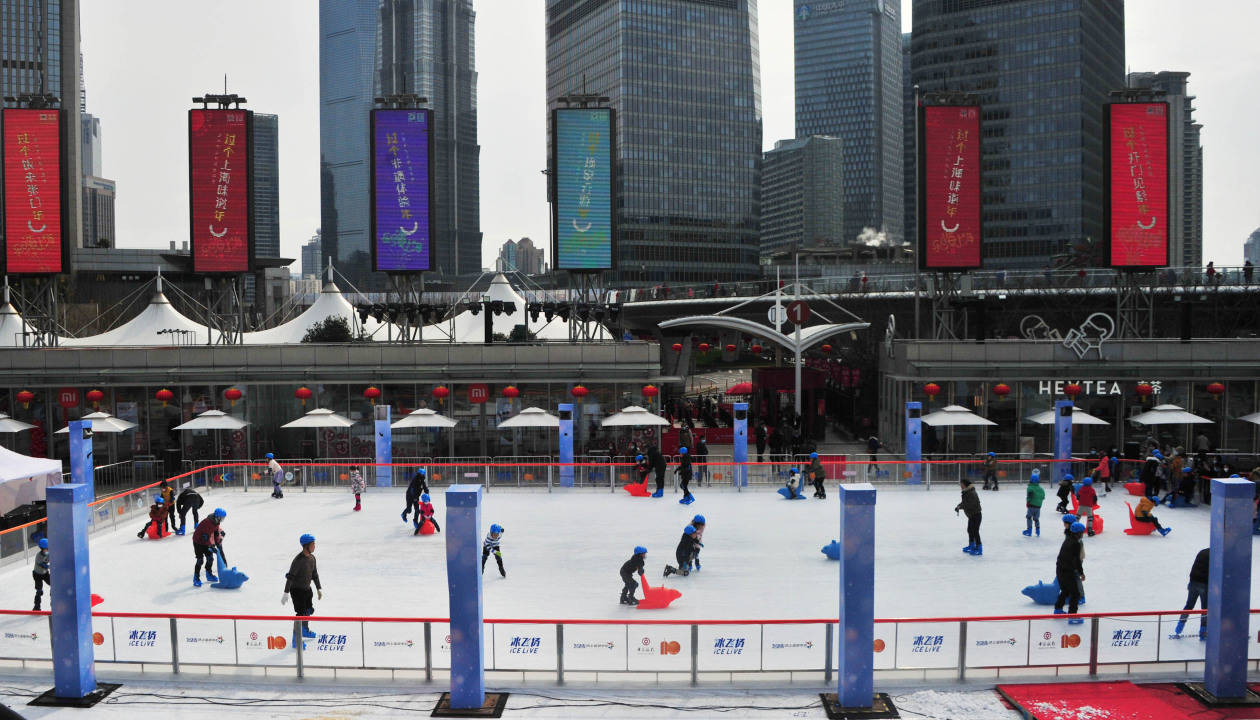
901,32,915,252
911,0,1125,268
251,113,280,259
545,0,763,285
795,0,904,246
760,135,844,256
319,0,480,290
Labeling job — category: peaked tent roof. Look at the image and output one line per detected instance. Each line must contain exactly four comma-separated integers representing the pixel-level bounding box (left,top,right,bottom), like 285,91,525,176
0,302,34,347
61,287,218,347
243,280,390,344
432,273,608,342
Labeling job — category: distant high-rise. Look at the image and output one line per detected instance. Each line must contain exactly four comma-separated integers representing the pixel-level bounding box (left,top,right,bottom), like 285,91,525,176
1245,228,1260,266
911,0,1125,268
81,112,102,177
1,0,83,251
901,32,915,254
301,230,323,278
80,175,114,249
496,237,545,275
545,0,762,285
761,136,844,258
1127,71,1203,268
795,0,903,246
319,0,480,290
252,113,280,259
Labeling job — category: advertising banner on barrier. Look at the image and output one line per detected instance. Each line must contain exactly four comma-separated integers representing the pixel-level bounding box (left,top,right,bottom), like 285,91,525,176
492,623,557,671
696,624,761,672
1158,616,1206,662
873,623,896,670
1250,614,1260,660
235,620,298,666
362,621,427,669
894,622,959,669
113,616,173,663
965,620,1027,667
626,624,691,672
177,618,236,665
301,621,365,668
1027,619,1090,666
762,623,826,671
562,624,626,672
1096,617,1158,664
430,621,495,670
0,614,52,660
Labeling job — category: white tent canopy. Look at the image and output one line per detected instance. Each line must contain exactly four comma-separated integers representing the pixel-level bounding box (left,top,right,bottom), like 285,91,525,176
0,445,62,516
433,273,607,342
1237,412,1260,426
1129,404,1213,425
0,300,35,348
54,411,138,434
172,410,249,431
497,407,560,429
920,404,997,427
61,283,217,347
0,412,36,433
391,408,458,429
602,405,671,427
1025,409,1110,426
281,408,356,429
244,280,389,344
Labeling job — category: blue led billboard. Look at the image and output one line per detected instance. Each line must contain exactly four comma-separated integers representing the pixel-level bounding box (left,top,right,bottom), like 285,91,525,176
552,108,614,270
371,109,432,272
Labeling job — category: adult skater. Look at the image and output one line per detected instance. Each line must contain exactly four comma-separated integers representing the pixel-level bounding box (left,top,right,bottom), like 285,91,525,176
32,538,49,611
402,469,427,522
648,445,667,498
191,508,227,587
808,452,827,499
414,493,441,534
664,526,702,577
349,468,366,512
690,514,706,571
175,482,203,535
1054,473,1074,514
1023,471,1045,537
676,447,694,504
982,452,999,491
1076,476,1098,536
755,422,767,463
1054,521,1086,623
1140,450,1162,499
1175,547,1209,637
282,534,322,641
137,496,168,538
867,435,882,475
955,478,983,555
159,481,177,531
1096,451,1112,493
1163,466,1197,506
482,524,506,577
620,546,647,606
1134,495,1172,536
267,453,284,498
694,437,709,486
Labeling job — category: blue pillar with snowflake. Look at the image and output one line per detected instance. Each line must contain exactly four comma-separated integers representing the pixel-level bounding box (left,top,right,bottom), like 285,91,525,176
1204,477,1253,699
905,402,922,484
733,402,749,487
48,419,97,699
1053,401,1073,485
558,403,574,487
444,484,485,708
837,482,876,708
374,405,392,487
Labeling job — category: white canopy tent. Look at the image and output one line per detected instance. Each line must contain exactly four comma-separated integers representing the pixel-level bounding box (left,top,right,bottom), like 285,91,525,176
1129,404,1213,426
54,411,138,434
1237,412,1260,426
602,406,670,427
431,274,607,343
61,280,217,347
172,410,249,431
1025,409,1110,426
0,413,36,433
282,408,356,459
0,445,62,516
498,407,560,429
391,408,458,429
243,279,392,344
920,405,997,427
0,295,35,347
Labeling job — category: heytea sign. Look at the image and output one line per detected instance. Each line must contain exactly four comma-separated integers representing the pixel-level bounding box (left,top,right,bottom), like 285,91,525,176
1038,380,1162,396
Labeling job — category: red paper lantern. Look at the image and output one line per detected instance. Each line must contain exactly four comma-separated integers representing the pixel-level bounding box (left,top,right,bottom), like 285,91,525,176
821,344,833,354
1135,382,1154,398
86,389,105,408
992,383,1011,397
923,382,941,398
751,343,763,354
502,385,520,399
295,386,313,406
671,342,683,353
432,386,450,401
725,343,736,353
1206,382,1225,396
16,390,34,409
641,384,659,398
224,388,243,406
698,342,710,353
155,388,175,407
571,385,589,399
363,386,381,405
1063,383,1082,397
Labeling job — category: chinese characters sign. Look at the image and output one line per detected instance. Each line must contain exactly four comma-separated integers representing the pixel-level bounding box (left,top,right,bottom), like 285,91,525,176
189,109,251,273
372,109,432,271
1108,103,1168,267
2,109,64,274
553,108,614,270
921,106,982,269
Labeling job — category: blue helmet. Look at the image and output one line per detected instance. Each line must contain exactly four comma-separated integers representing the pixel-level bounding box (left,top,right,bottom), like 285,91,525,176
213,508,227,519
636,454,644,462
810,451,819,459
416,468,426,476
1063,474,1074,482
1153,449,1164,460
684,526,696,535
1069,522,1086,534
38,538,48,549
1083,477,1093,485
421,493,430,502
155,496,164,504
634,546,647,555
679,447,688,455
266,453,274,459
1030,469,1041,480
1230,473,1242,478
1062,514,1077,524
988,452,996,457
300,533,316,546
1184,467,1194,473
490,524,503,534
692,514,705,525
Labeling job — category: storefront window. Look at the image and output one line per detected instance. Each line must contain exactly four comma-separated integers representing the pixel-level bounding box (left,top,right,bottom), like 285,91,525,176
1224,381,1256,454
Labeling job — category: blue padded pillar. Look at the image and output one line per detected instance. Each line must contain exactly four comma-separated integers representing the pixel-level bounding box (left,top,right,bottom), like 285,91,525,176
733,402,748,487
444,484,485,709
374,405,392,487
1205,477,1253,698
558,403,574,487
904,402,922,485
46,480,96,699
1053,400,1073,485
837,482,876,708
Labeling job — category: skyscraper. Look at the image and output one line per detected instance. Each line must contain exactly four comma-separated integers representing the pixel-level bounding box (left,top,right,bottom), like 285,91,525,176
795,0,903,246
911,0,1125,268
1127,71,1203,268
301,230,323,278
252,113,280,259
545,0,763,285
901,32,915,253
1246,228,1260,267
761,136,844,258
1,0,83,251
319,0,480,290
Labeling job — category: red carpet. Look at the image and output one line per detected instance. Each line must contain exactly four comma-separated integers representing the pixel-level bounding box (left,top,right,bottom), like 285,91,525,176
997,681,1260,719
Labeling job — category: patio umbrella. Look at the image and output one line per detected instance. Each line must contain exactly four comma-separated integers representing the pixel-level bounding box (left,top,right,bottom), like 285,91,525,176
1024,409,1110,426
497,407,560,429
282,408,356,459
0,413,35,433
1129,404,1212,425
1237,411,1260,426
920,404,997,427
55,411,138,434
172,410,250,462
392,407,460,460
601,406,671,427
725,381,754,396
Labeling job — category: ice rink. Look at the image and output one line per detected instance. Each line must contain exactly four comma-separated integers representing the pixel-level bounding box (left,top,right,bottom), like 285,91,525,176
0,482,1250,620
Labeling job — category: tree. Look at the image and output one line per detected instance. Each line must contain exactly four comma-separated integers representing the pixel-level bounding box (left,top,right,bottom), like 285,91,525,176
508,324,536,343
301,316,358,343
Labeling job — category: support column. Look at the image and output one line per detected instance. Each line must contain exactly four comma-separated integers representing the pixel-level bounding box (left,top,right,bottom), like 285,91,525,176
733,402,748,487
70,418,94,496
558,403,574,488
1053,400,1073,485
1204,478,1254,699
905,402,922,485
374,405,392,487
46,482,95,700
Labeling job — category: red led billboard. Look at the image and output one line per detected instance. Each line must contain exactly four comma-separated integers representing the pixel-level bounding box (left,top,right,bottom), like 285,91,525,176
920,105,982,269
189,109,251,273
2,108,65,274
1108,103,1168,267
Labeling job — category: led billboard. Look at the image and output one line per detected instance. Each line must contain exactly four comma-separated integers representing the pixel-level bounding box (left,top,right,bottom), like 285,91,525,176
1107,102,1169,268
552,108,614,270
371,109,432,272
189,109,252,273
2,108,65,274
919,105,982,270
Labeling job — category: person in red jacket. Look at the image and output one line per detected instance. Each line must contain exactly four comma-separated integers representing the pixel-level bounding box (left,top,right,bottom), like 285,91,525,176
191,508,227,587
413,493,441,534
1076,477,1098,536
137,496,168,538
1096,453,1111,493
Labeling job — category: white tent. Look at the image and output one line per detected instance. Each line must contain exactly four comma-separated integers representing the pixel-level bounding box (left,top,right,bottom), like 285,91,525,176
0,445,62,516
433,273,607,343
1025,409,1110,426
391,408,458,429
1129,404,1212,426
172,410,249,431
243,279,391,344
920,404,997,427
54,411,138,434
602,406,671,427
0,300,35,347
498,407,560,429
61,281,216,347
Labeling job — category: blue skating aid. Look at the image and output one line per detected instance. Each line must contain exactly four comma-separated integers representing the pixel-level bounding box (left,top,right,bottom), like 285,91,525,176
1020,578,1085,606
821,540,841,560
777,487,807,500
1166,495,1196,509
211,547,249,589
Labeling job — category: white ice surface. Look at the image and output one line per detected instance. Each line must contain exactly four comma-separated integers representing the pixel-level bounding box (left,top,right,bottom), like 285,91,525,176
0,484,1250,620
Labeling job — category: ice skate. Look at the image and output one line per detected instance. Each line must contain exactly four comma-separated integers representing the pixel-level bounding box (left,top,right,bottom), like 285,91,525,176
651,489,664,498
204,571,218,582
302,628,317,639
625,597,639,606
1158,527,1172,536
664,565,676,577
193,576,202,588
1022,529,1032,537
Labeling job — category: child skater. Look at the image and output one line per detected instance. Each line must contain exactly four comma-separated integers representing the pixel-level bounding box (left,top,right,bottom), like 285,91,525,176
32,538,50,610
349,468,366,511
664,525,702,577
689,514,706,571
481,524,506,577
786,468,803,499
1023,469,1045,537
413,493,441,534
1054,473,1074,514
137,496,168,538
620,546,647,605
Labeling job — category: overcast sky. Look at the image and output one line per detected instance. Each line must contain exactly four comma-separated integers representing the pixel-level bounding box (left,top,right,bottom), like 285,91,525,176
80,0,1259,269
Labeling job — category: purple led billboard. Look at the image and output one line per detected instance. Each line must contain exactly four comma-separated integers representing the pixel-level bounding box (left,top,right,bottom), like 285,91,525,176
371,109,432,272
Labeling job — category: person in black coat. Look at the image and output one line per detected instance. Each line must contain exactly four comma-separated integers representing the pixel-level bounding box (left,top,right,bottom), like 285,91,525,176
620,547,647,605
676,448,694,502
1175,547,1209,636
648,446,667,497
175,483,204,535
754,423,767,463
402,469,428,522
1054,522,1086,618
664,526,702,577
694,437,709,485
955,479,983,555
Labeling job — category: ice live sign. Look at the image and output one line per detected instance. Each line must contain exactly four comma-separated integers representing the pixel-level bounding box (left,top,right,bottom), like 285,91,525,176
554,108,613,270
2,109,63,273
1109,103,1168,267
922,106,981,269
189,110,250,273
372,109,431,271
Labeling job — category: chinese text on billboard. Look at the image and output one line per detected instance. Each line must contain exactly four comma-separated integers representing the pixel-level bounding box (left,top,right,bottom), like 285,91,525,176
373,109,431,272
189,109,250,273
554,108,613,270
1109,103,1168,267
2,109,63,273
922,105,981,269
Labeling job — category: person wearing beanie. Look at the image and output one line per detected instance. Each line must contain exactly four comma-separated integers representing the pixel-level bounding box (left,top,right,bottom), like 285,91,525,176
282,534,322,641
1023,473,1046,537
1054,522,1086,622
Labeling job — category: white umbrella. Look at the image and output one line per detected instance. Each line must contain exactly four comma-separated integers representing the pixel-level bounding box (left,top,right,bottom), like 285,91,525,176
0,413,35,433
171,410,250,431
281,408,356,429
497,407,560,429
55,411,138,434
1129,404,1212,425
391,408,458,429
1236,411,1260,426
920,404,997,427
601,405,671,427
1024,409,1110,426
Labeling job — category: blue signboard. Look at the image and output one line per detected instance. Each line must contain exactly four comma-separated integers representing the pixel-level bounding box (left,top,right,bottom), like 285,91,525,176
372,109,432,272
553,108,614,270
